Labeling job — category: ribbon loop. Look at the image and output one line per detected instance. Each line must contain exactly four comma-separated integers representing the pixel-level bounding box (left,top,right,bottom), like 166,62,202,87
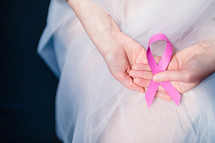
145,33,181,108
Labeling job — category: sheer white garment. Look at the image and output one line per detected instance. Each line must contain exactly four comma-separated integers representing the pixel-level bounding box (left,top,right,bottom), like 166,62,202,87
38,0,215,142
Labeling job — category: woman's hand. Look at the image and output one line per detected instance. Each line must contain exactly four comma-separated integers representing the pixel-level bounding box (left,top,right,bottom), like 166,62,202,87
67,0,146,92
129,40,215,100
103,31,146,92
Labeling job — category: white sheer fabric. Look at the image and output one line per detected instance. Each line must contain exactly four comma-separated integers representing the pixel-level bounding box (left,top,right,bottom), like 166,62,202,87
38,0,215,142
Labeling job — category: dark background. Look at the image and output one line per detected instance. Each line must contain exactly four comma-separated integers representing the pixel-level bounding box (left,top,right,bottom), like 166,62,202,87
0,0,61,142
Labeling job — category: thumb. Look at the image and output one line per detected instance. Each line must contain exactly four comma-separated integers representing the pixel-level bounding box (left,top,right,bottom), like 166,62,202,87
153,69,191,82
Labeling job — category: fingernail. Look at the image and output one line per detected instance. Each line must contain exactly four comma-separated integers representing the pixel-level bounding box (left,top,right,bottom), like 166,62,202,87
153,75,160,82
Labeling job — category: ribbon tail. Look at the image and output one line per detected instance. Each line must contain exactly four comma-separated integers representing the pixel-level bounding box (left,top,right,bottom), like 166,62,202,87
160,82,181,106
145,80,159,108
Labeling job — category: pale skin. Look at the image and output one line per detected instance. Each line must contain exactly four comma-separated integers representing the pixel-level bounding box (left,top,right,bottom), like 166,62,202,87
130,41,215,100
67,0,215,100
67,0,146,92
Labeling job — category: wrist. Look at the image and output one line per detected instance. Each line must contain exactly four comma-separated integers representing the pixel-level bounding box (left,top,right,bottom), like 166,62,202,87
67,0,121,56
94,19,121,56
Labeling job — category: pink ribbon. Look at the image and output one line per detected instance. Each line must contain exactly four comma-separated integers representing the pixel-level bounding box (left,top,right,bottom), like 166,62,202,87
145,33,181,108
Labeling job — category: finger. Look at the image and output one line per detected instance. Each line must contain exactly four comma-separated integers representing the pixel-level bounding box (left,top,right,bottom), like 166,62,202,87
133,78,150,88
137,55,161,65
145,87,172,101
133,78,166,93
132,63,151,71
119,73,145,93
153,69,193,83
154,56,161,64
158,85,166,92
129,70,153,79
133,56,160,70
155,91,172,101
145,85,165,93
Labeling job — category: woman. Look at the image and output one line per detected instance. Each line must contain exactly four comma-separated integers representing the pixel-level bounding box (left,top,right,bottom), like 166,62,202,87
38,0,215,142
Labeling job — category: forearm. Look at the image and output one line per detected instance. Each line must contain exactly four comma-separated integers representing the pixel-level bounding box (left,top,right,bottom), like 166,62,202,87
67,0,120,56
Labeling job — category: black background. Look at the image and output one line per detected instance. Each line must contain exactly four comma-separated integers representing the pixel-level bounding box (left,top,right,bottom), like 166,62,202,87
0,0,61,142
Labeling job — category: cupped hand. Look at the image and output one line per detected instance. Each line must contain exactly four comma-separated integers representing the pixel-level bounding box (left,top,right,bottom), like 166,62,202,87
129,40,215,100
103,31,147,92
67,0,147,92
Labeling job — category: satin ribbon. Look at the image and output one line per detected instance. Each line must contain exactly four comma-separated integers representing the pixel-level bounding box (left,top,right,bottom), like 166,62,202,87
145,33,181,108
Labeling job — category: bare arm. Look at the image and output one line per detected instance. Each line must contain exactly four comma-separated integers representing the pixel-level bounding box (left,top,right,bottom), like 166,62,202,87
67,0,120,56
66,0,146,92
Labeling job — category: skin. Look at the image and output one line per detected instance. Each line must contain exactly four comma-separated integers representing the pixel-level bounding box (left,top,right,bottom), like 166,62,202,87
130,40,215,100
67,0,215,101
67,0,147,92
